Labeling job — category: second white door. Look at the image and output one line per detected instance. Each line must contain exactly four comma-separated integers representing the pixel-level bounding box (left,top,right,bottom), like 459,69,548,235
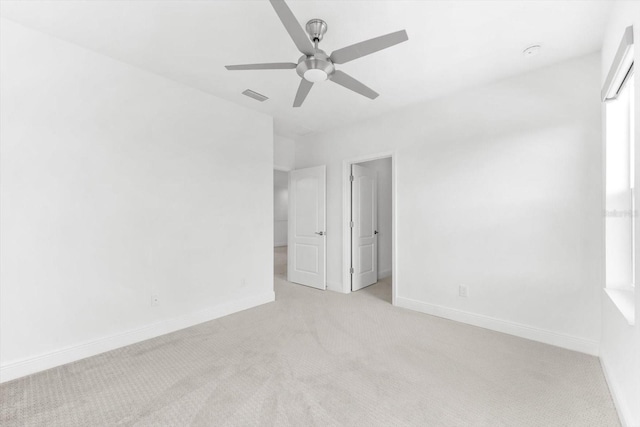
351,164,377,291
288,165,326,290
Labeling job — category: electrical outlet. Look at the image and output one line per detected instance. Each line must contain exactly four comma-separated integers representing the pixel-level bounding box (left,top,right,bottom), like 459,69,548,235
151,294,159,307
458,285,469,298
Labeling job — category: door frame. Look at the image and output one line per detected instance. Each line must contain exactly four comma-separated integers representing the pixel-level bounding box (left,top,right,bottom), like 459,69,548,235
274,165,292,172
342,151,397,305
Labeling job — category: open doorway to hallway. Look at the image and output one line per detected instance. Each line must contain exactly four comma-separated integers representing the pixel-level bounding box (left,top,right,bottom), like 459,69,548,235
274,169,288,280
349,157,393,300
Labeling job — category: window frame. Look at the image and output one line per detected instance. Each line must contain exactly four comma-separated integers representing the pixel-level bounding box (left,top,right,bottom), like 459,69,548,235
603,26,636,325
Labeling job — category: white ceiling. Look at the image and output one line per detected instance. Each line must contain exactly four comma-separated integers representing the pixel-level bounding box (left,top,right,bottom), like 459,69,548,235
0,0,612,138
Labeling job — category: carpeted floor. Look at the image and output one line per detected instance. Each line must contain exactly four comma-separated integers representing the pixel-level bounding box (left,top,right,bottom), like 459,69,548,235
0,247,619,426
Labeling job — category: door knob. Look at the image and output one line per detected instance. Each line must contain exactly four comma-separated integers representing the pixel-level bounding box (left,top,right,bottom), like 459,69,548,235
315,231,325,236
374,230,379,235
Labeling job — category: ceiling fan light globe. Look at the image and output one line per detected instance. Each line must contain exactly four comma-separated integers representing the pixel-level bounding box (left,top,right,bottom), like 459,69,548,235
303,69,328,83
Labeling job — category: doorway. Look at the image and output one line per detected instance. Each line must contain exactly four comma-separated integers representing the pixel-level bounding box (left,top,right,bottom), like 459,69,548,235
343,153,395,303
274,169,288,280
274,165,327,290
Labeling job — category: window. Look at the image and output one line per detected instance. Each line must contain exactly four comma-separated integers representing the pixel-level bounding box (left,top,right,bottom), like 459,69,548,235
604,26,635,324
606,66,635,288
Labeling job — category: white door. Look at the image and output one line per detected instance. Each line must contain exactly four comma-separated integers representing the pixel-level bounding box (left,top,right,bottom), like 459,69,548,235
351,164,378,291
288,166,326,290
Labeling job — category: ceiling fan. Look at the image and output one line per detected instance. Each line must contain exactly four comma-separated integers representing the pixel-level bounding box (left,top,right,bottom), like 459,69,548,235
225,0,408,107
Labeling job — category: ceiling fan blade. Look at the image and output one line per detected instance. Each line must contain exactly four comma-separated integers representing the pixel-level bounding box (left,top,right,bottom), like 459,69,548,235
269,0,315,56
225,62,297,70
293,79,313,107
330,70,379,100
330,30,408,65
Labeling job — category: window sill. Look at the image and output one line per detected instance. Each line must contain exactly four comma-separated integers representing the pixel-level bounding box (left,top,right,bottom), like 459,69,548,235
604,288,635,325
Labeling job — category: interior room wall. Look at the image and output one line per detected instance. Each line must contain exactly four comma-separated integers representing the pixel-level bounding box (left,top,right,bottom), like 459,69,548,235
0,19,274,382
599,2,640,425
356,158,392,279
274,170,289,247
274,134,295,171
296,53,603,355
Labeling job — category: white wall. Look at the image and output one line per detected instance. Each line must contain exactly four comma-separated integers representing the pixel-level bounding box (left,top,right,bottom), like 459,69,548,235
357,158,392,279
274,134,295,171
296,53,603,355
274,170,288,247
600,2,640,425
0,19,274,382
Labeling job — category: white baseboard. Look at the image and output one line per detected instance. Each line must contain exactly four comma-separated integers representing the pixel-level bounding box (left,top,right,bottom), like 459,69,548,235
395,296,599,356
0,291,275,384
378,269,392,280
600,358,635,427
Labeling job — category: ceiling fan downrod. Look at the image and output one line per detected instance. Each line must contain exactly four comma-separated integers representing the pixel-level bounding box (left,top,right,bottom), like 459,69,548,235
306,19,327,46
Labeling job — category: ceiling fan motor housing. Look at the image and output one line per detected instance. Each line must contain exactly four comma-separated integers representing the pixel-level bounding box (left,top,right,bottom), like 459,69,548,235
296,50,335,82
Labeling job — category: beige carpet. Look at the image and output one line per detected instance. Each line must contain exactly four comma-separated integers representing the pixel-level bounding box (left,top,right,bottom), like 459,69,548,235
0,247,619,426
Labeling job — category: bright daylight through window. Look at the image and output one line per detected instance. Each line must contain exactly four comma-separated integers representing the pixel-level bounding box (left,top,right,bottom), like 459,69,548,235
604,25,635,324
606,67,635,289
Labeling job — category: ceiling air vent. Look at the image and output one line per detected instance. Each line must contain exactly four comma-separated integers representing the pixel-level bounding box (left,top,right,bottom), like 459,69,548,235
242,89,269,102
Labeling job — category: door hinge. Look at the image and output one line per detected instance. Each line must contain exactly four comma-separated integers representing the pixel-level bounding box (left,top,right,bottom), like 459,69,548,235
350,267,354,274
350,221,354,228
350,175,354,182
